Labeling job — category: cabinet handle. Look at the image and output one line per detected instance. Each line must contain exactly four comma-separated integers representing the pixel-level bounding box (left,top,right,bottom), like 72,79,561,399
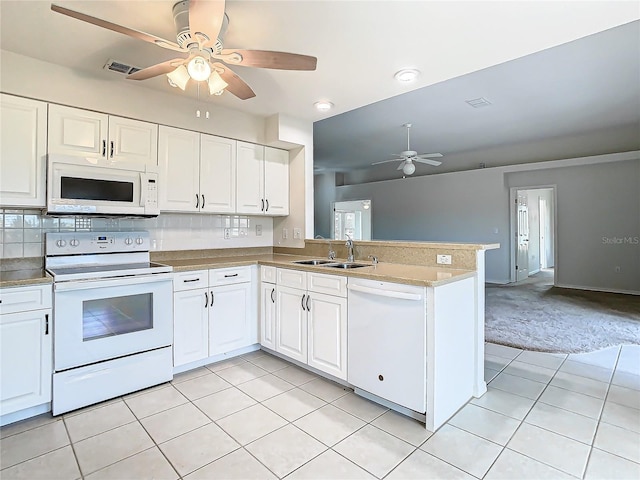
196,194,200,209
183,278,200,283
110,140,114,158
265,199,269,212
204,291,208,308
102,140,106,157
210,291,214,307
202,195,205,209
271,288,275,303
301,294,306,311
261,199,265,211
306,295,310,312
45,313,49,335
224,273,238,278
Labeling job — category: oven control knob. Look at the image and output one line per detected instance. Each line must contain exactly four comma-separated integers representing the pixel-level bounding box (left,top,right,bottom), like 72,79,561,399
70,239,80,247
124,238,133,245
135,237,144,245
56,239,67,248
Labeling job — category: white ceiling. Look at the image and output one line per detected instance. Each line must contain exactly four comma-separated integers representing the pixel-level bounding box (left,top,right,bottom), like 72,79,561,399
0,0,638,125
1,1,638,183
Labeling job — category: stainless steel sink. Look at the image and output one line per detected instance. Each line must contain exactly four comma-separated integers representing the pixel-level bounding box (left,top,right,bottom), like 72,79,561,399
292,259,335,265
323,263,369,269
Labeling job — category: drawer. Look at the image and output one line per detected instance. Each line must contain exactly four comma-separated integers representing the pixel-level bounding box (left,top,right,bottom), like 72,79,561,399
277,268,307,290
308,272,347,297
0,284,52,314
209,266,251,286
261,265,277,284
173,270,208,291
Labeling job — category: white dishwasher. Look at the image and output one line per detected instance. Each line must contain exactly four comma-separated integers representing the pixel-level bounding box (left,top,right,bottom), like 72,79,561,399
347,277,426,413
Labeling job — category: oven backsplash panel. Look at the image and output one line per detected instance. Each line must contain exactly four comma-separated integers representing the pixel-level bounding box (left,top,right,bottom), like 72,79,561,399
0,209,274,259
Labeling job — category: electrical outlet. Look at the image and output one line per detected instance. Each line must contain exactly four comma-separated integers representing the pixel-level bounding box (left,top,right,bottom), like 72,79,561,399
437,254,452,265
224,228,230,239
293,228,301,239
282,228,288,239
256,224,262,236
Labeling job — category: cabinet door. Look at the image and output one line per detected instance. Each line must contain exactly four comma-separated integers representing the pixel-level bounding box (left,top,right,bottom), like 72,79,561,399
236,141,264,214
276,286,307,363
48,104,108,160
0,310,52,415
200,135,236,213
108,116,158,169
209,283,252,355
158,126,200,212
0,95,47,208
307,293,347,380
264,147,289,216
260,282,277,350
173,288,209,367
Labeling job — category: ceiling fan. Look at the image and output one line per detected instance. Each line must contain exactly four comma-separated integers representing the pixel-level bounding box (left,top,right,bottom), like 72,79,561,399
371,123,443,175
50,0,317,100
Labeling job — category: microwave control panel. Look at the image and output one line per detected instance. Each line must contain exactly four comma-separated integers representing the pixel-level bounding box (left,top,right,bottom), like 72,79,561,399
142,173,159,214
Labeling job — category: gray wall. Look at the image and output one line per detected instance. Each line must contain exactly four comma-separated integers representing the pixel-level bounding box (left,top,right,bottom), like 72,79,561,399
314,172,336,239
329,154,639,292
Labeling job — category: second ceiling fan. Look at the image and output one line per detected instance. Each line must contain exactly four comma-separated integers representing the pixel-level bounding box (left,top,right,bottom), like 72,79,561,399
372,123,443,175
51,0,317,100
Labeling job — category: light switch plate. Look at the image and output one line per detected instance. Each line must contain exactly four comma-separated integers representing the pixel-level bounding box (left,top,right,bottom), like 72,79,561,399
282,228,288,239
293,228,301,239
256,224,262,236
437,254,452,265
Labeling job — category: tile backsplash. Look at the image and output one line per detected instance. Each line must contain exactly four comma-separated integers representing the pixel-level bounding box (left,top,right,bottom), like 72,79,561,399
0,209,274,259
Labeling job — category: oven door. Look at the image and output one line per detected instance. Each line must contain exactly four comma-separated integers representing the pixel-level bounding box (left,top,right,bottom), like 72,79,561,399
53,273,173,371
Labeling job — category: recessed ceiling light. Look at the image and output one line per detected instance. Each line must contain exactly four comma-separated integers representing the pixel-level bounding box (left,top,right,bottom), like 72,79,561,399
394,69,420,83
314,101,334,112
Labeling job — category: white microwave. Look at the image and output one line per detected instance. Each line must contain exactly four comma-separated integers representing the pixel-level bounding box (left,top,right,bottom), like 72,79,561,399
47,155,159,216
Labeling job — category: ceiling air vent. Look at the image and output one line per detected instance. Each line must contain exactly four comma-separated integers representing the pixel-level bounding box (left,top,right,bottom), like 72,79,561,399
465,97,492,108
104,59,141,75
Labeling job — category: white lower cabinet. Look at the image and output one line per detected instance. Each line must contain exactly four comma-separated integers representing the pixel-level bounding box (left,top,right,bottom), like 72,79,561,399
173,287,209,367
260,281,277,350
0,285,52,418
173,267,255,368
273,269,347,380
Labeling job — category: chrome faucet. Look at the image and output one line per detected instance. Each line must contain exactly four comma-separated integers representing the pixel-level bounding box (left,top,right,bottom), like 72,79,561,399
346,237,354,262
315,235,336,260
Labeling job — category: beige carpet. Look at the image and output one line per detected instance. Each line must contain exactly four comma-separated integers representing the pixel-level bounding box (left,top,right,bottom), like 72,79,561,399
485,270,640,353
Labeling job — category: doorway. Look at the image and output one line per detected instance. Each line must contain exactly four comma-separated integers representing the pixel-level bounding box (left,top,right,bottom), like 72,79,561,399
331,200,372,240
510,187,556,284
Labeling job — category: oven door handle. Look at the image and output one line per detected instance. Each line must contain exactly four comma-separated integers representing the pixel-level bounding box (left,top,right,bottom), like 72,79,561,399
54,273,174,291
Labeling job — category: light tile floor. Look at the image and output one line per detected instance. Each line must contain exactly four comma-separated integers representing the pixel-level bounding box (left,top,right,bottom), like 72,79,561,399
1,343,639,479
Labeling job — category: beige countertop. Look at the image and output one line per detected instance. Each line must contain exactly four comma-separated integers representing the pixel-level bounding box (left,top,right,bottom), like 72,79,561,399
0,269,52,288
163,254,476,287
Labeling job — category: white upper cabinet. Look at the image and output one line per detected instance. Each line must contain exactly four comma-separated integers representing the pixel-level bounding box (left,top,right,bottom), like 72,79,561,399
159,127,237,214
200,134,236,213
236,141,264,214
236,142,290,216
158,126,200,212
0,94,47,207
48,104,157,170
264,146,289,216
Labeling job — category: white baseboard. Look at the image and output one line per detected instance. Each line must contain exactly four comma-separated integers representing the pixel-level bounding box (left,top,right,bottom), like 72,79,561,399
555,283,640,296
485,278,510,285
173,344,261,375
1,403,51,427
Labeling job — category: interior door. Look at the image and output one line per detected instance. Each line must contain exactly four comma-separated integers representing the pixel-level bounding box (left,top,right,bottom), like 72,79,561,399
516,192,529,281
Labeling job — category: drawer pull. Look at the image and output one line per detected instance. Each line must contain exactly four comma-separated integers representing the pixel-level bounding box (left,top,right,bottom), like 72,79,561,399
45,313,49,335
195,194,200,209
110,141,114,158
224,273,239,278
183,278,200,283
378,375,384,381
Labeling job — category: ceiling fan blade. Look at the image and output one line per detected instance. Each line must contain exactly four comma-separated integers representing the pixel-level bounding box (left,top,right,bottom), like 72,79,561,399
189,0,226,49
417,153,443,159
414,158,443,166
212,63,255,100
127,59,185,80
396,162,407,171
371,158,402,166
218,49,317,70
50,4,183,52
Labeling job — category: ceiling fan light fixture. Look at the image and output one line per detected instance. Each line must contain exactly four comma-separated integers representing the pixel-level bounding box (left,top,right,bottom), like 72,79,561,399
394,69,420,83
402,162,416,175
314,101,334,112
208,70,228,95
187,56,212,82
166,65,190,90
